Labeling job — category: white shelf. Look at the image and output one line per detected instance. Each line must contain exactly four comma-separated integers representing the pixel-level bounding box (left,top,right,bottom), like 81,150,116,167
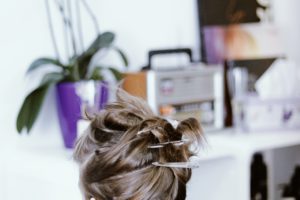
207,129,300,153
190,129,300,163
1,129,300,200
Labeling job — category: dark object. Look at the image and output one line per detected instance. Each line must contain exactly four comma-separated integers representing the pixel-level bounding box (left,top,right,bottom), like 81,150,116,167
282,185,294,199
142,48,193,70
223,61,233,127
198,0,268,26
282,166,300,200
251,153,268,200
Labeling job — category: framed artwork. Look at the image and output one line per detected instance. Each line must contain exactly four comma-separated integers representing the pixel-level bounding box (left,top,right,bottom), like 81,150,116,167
197,0,278,63
202,23,284,64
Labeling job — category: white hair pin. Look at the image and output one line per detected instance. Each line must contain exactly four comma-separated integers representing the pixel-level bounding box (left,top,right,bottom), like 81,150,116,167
148,138,190,149
152,161,200,169
148,140,185,148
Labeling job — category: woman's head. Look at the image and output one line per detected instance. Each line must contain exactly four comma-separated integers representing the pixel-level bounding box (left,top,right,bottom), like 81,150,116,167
74,90,203,200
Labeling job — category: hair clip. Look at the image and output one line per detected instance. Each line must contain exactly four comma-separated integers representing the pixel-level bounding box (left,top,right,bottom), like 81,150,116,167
152,161,200,169
148,140,187,149
148,138,190,149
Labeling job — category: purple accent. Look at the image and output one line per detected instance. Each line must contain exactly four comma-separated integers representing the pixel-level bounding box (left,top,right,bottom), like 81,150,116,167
203,26,225,64
56,82,108,148
283,110,293,123
96,81,109,110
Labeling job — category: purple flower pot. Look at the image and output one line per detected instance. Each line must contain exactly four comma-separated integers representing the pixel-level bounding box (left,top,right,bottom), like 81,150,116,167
56,81,108,148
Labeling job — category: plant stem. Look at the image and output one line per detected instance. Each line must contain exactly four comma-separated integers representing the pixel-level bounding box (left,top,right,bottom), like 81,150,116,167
66,0,78,56
55,0,78,58
45,0,61,61
81,0,100,34
55,0,70,60
73,63,80,81
76,0,84,53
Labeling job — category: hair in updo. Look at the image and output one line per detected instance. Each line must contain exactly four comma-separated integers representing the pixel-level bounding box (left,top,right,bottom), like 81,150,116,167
74,89,203,200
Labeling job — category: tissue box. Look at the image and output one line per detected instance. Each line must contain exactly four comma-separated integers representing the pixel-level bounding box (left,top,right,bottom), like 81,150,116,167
232,96,300,131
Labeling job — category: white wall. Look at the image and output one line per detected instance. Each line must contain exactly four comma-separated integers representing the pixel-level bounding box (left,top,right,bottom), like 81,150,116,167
272,0,300,64
96,0,200,68
0,0,56,141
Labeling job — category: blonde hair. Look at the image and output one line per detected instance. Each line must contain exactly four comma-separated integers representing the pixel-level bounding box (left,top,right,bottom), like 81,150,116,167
74,90,203,200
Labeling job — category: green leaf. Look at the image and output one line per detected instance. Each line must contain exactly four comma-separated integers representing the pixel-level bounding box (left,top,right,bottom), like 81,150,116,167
107,67,123,81
86,32,115,54
72,63,81,81
16,85,50,133
76,53,93,80
112,47,129,67
26,58,64,73
91,66,123,81
40,72,65,86
90,67,104,81
16,72,64,134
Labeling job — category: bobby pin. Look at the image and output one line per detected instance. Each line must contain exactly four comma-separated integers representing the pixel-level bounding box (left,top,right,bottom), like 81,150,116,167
152,161,200,169
148,138,190,149
148,140,186,148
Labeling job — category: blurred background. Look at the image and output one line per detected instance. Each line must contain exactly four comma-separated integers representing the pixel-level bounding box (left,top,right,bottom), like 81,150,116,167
0,0,300,200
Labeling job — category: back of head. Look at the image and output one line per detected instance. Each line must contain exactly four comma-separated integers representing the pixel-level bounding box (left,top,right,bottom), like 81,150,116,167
74,89,203,200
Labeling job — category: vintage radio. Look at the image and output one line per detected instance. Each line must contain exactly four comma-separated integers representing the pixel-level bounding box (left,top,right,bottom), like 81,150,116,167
123,49,224,131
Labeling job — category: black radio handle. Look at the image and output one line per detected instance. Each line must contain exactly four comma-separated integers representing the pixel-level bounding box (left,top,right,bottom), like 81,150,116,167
143,48,193,70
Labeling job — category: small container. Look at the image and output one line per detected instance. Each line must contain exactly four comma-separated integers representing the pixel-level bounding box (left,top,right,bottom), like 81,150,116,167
232,94,300,132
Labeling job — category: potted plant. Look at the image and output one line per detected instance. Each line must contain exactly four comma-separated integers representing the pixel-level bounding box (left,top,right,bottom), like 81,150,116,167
16,0,128,148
